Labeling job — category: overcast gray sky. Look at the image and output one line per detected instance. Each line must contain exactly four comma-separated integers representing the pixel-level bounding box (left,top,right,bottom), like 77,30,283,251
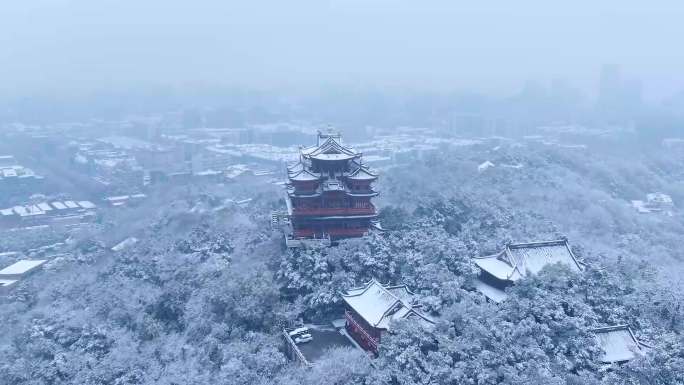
1,1,683,99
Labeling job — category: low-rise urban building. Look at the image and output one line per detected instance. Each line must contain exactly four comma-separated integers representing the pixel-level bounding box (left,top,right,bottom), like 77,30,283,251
0,155,45,200
631,192,675,214
0,200,97,228
0,259,47,280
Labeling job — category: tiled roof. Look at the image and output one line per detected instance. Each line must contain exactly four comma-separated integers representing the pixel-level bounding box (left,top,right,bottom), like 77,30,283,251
474,239,582,282
341,278,433,329
592,325,646,363
347,165,378,180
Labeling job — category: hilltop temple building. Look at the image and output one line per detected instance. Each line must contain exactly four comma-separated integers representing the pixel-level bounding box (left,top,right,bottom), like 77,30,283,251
473,239,583,303
285,131,379,247
592,325,649,365
341,279,434,354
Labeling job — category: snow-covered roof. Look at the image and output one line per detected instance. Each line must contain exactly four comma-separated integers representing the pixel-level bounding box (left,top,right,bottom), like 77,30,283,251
0,279,18,289
37,203,53,211
631,200,651,213
310,153,357,161
478,161,495,172
195,169,222,176
341,279,433,330
308,214,378,220
0,259,47,276
105,195,130,202
64,201,79,209
12,206,27,216
77,201,97,209
302,134,359,161
51,202,68,210
646,192,673,205
474,279,508,303
22,205,45,217
10,205,45,217
593,325,646,363
346,190,379,198
286,186,321,198
112,237,139,252
474,239,582,282
289,169,320,182
474,257,519,281
347,166,378,180
287,161,305,175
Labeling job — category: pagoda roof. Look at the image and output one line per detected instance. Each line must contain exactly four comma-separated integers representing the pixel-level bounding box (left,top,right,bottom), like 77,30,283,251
302,135,359,161
288,169,320,182
286,186,321,198
287,161,305,174
347,165,378,180
307,214,378,220
474,239,582,282
341,278,433,330
473,279,508,303
311,153,357,161
345,190,379,197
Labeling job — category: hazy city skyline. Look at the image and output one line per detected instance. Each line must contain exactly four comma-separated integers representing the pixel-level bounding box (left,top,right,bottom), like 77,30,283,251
1,1,684,101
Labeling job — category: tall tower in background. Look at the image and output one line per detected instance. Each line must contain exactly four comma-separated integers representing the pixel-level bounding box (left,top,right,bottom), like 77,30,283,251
598,64,642,118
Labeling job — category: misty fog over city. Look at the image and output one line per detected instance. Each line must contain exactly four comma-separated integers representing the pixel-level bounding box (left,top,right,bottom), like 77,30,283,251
1,2,683,385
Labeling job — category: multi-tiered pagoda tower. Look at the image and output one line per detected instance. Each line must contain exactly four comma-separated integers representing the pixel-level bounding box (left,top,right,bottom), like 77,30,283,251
285,131,378,246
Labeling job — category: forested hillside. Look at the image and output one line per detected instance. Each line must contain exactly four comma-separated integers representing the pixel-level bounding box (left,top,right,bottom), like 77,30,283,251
1,140,683,385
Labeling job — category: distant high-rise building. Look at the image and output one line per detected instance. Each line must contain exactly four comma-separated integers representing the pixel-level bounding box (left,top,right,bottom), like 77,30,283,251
598,64,643,117
599,64,623,105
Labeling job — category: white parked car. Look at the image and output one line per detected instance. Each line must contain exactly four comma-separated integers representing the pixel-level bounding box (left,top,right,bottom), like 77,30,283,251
288,327,310,337
293,333,313,344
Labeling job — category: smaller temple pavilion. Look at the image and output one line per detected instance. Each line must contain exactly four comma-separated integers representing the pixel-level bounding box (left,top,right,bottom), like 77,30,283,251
341,279,434,354
592,325,649,364
473,239,583,303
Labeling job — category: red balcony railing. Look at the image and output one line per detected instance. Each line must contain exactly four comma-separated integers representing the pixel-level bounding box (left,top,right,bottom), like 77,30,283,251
293,228,368,238
292,229,315,238
329,228,367,236
345,311,379,352
292,206,376,216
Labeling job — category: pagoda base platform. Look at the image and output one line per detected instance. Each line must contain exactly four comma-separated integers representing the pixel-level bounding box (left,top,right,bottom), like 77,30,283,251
286,236,332,248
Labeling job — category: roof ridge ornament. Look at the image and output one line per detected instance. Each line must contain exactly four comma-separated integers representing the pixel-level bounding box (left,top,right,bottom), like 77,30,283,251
317,126,341,145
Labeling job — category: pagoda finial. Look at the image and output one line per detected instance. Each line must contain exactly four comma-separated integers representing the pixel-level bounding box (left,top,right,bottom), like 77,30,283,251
317,126,341,145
